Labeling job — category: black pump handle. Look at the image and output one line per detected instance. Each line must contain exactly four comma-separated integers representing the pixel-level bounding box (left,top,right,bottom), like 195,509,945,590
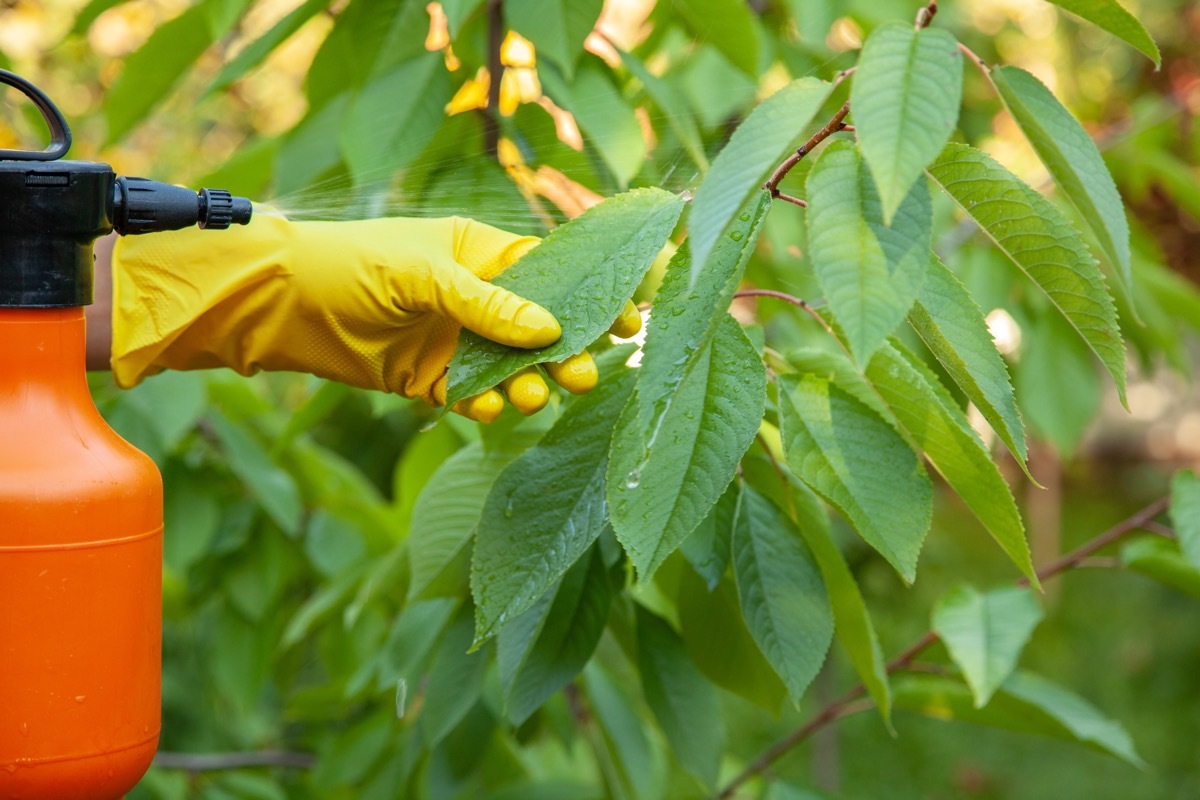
0,69,72,161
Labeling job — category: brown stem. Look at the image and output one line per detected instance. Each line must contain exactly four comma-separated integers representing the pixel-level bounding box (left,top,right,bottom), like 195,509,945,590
483,0,503,158
915,1,938,29
713,496,1169,799
958,41,990,74
763,102,851,196
776,192,807,208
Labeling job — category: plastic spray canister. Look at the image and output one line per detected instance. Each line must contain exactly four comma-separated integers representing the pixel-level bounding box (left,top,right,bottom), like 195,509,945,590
0,70,252,799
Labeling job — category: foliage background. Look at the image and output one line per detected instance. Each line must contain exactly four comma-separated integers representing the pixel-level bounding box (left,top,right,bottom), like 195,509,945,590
3,0,1200,797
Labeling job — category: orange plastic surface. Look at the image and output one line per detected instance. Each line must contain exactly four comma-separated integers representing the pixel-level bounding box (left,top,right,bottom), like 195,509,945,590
0,308,163,800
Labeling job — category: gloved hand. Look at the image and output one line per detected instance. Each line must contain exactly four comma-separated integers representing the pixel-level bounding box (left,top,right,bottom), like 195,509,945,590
110,213,642,422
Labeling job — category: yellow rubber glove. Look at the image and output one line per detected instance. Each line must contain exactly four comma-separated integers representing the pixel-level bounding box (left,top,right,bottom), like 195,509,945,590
111,213,642,421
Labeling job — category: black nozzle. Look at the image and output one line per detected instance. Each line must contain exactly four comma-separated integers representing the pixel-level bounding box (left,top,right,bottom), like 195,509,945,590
112,176,252,235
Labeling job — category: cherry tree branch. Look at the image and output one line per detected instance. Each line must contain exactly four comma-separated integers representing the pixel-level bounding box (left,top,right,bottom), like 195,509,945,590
713,495,1169,799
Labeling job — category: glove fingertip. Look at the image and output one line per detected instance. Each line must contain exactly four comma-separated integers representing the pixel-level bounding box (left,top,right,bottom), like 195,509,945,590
453,389,505,423
545,352,598,395
609,300,642,339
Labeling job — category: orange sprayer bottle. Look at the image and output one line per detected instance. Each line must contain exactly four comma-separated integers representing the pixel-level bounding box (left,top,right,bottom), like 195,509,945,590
0,70,251,799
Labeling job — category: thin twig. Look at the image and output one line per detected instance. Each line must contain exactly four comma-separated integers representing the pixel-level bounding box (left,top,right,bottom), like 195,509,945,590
1141,520,1176,539
775,192,808,208
734,289,828,332
763,102,852,196
957,41,990,74
713,496,1169,799
154,751,316,771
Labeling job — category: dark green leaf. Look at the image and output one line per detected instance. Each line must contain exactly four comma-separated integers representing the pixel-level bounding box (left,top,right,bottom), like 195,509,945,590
636,606,724,789
778,373,932,582
732,484,833,706
609,316,767,581
1045,0,1160,66
446,188,684,408
992,65,1132,295
673,0,760,77
679,481,738,590
931,584,1043,707
927,142,1126,403
584,664,668,800
851,23,963,224
908,255,1028,467
688,77,833,280
1121,536,1200,599
497,548,616,725
208,409,302,536
617,47,708,171
421,608,489,747
472,367,636,642
866,341,1036,584
806,140,931,363
1015,313,1101,455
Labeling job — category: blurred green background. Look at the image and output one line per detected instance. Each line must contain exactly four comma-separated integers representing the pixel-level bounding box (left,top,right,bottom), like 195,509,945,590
3,0,1199,797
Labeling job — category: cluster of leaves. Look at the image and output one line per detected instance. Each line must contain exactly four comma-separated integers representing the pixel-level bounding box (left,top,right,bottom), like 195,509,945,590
52,0,1200,797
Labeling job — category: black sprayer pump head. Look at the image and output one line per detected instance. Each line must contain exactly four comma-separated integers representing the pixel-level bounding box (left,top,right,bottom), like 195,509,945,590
0,69,253,308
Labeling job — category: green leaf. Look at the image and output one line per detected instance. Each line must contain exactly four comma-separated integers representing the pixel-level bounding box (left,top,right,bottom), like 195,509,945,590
446,188,684,408
893,671,1144,767
1170,470,1200,570
408,440,520,600
673,0,759,77
538,59,647,188
207,409,302,536
688,77,834,280
377,598,459,691
421,608,490,748
506,0,603,79
584,664,668,800
678,568,787,710
472,367,636,642
70,0,130,35
442,0,485,37
207,0,329,95
1045,0,1160,66
931,584,1044,707
778,373,932,583
679,481,738,590
497,547,616,725
1015,312,1101,455
1121,536,1200,599
340,53,451,186
609,316,767,581
992,65,1132,296
103,3,214,144
732,484,834,706
851,23,963,224
636,606,724,789
866,341,1036,584
617,47,709,172
908,255,1028,467
806,140,931,363
927,142,1126,403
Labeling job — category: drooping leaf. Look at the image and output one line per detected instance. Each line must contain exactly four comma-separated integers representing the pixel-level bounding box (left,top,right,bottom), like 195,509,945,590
677,567,787,710
617,47,709,172
71,0,130,35
806,140,931,364
908,255,1028,467
992,65,1132,295
893,672,1144,767
207,0,330,95
584,663,669,800
207,409,302,537
851,23,963,224
497,547,616,725
866,341,1037,584
1121,536,1200,599
1045,0,1160,66
688,78,834,280
778,373,932,582
421,608,489,748
927,142,1126,403
539,59,647,188
636,606,724,789
505,0,603,79
472,367,636,642
679,481,738,590
376,598,459,692
446,188,684,408
408,436,532,601
732,484,834,707
1015,312,1102,455
672,0,760,77
609,316,767,581
931,584,1044,707
1170,470,1200,569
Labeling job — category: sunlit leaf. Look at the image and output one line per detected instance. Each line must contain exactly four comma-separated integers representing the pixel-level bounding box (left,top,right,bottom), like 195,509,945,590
1170,470,1200,569
506,0,603,79
1045,0,1160,66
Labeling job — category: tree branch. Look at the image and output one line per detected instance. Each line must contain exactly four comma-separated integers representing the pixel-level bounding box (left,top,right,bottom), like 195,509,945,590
483,0,503,158
713,495,1169,799
763,101,852,198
